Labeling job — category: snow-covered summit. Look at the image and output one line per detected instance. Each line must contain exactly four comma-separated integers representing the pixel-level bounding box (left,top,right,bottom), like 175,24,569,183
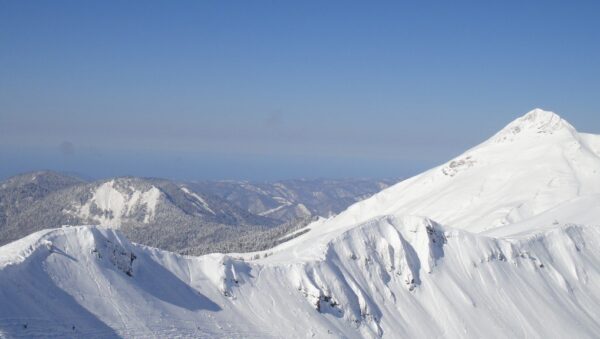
264,108,600,261
491,108,575,143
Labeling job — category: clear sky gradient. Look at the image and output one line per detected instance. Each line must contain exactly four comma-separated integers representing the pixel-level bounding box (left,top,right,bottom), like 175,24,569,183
1,1,599,180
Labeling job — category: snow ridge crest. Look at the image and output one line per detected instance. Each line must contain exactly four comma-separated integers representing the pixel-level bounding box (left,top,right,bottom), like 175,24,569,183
492,108,575,143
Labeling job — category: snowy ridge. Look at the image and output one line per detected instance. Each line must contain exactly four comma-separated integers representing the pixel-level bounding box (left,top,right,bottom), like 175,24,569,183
490,108,574,143
263,108,600,250
274,216,600,337
580,133,600,157
1,108,600,338
2,218,600,338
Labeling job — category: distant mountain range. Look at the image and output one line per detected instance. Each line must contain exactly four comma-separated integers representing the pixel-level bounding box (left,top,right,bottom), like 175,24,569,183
0,172,396,254
187,178,393,220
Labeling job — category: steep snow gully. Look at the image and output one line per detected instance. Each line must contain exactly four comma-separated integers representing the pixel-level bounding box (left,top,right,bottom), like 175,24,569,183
1,109,600,338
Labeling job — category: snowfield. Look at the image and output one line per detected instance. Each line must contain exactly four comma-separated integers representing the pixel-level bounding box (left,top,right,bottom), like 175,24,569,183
1,109,600,338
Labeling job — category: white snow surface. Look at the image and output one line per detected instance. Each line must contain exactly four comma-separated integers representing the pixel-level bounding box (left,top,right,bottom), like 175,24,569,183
2,109,600,338
69,180,162,227
266,108,600,262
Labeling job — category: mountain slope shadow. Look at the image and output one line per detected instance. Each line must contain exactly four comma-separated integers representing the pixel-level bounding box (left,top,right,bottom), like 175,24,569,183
132,251,221,312
0,260,119,338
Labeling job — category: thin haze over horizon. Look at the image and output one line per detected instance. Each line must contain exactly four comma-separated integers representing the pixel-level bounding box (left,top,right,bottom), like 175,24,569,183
1,1,599,180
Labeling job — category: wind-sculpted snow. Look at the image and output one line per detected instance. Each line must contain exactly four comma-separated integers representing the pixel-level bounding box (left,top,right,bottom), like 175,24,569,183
2,217,600,338
490,108,574,143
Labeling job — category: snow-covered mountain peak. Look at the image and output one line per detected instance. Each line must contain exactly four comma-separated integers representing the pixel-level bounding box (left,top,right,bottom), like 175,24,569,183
260,109,600,257
522,107,559,120
492,108,575,143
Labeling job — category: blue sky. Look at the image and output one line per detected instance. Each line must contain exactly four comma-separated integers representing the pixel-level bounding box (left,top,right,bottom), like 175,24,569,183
1,1,599,180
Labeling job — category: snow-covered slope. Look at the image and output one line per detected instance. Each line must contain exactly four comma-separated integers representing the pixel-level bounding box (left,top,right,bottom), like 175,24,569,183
1,109,599,338
266,108,600,260
66,180,162,227
2,220,600,338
